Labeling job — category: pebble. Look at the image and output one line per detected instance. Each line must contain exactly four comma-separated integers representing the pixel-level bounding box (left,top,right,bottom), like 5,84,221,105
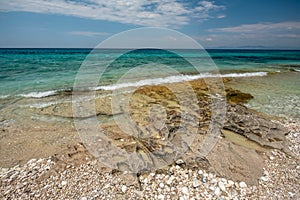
214,187,221,196
260,176,269,182
192,179,201,188
121,185,127,193
176,159,185,165
239,181,247,188
211,178,217,184
181,186,189,195
159,182,164,188
227,180,234,187
61,180,67,186
218,181,226,192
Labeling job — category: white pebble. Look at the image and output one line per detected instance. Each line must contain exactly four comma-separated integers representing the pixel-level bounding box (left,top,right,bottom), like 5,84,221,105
198,169,203,175
227,180,234,187
192,179,201,188
150,172,155,176
61,181,67,186
218,181,226,192
260,176,269,182
239,181,247,188
263,170,269,176
214,187,221,196
181,186,189,195
176,159,185,165
211,178,217,184
166,178,173,185
159,182,165,188
121,185,127,193
158,194,165,200
81,197,87,200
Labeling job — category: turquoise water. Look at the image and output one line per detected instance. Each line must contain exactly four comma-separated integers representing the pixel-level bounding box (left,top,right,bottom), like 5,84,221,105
0,48,300,119
1,49,299,98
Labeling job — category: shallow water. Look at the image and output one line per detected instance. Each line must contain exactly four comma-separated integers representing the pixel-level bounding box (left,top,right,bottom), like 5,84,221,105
0,48,299,119
226,72,300,119
222,129,269,152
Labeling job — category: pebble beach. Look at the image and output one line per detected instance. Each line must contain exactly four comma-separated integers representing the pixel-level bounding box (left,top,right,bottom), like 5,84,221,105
1,120,299,200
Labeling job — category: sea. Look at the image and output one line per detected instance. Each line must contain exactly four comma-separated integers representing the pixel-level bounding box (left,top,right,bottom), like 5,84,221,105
0,48,299,119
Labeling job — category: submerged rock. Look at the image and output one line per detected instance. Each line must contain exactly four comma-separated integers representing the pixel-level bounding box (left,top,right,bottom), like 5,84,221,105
226,88,253,104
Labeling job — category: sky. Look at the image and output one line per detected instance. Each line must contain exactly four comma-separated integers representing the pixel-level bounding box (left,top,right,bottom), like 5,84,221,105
0,0,299,49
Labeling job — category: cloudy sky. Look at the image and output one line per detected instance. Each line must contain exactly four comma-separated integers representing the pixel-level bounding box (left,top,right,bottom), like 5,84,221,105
0,0,299,48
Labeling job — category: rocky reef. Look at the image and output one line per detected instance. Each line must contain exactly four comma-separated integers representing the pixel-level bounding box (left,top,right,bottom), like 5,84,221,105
19,78,290,185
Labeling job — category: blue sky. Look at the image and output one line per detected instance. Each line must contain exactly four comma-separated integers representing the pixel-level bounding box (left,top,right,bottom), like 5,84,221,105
0,0,299,48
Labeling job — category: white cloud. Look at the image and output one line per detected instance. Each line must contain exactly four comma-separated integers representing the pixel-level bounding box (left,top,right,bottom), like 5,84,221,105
217,15,226,19
68,31,110,37
210,21,300,34
196,22,300,48
0,0,225,27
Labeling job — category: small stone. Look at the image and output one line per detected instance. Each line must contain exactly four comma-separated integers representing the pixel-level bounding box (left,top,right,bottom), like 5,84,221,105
269,156,275,160
176,159,185,165
263,170,269,176
181,186,189,195
169,166,175,174
103,183,110,189
218,181,226,192
192,179,201,188
143,178,148,184
166,178,173,185
260,176,269,182
209,186,215,191
61,181,67,186
150,172,155,176
214,187,221,196
211,178,217,184
239,181,247,188
227,180,234,187
81,197,87,200
121,185,127,193
198,170,203,175
159,182,164,188
158,194,165,200
288,192,294,197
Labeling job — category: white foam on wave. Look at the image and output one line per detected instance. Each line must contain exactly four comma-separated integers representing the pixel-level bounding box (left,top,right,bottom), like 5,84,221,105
0,95,9,99
94,72,268,91
295,69,300,72
221,72,268,77
19,90,57,98
28,101,59,108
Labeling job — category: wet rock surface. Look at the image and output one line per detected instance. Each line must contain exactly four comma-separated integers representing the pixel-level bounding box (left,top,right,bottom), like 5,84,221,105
224,104,289,150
